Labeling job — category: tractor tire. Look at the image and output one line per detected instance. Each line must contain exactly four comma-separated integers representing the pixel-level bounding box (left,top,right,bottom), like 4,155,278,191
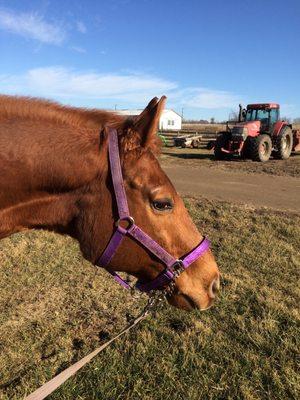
273,126,293,160
240,137,252,159
250,134,272,162
214,132,228,160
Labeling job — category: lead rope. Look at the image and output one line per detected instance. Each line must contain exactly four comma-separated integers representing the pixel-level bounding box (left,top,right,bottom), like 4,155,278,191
24,292,164,400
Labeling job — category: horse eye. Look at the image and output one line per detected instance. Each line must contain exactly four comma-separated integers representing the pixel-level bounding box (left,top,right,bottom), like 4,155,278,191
152,199,173,211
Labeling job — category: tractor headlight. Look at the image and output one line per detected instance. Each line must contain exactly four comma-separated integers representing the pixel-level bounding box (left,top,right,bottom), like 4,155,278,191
241,127,248,139
232,127,248,140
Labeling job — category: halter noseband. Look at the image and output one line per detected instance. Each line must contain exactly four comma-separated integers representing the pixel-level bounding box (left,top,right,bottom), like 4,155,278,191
96,128,210,295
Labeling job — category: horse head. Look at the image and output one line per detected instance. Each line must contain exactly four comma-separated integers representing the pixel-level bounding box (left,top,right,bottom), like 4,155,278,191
74,97,220,310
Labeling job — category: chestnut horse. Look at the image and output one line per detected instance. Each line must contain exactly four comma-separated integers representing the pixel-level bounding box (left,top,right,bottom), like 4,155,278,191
0,95,219,310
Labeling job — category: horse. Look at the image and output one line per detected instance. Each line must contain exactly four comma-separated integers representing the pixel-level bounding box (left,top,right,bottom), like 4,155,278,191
0,94,220,311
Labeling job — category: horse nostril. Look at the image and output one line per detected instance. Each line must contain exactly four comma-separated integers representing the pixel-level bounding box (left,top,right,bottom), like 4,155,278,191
209,276,220,299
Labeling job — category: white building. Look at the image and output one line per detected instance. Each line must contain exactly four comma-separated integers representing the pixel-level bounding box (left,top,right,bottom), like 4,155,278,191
116,108,182,131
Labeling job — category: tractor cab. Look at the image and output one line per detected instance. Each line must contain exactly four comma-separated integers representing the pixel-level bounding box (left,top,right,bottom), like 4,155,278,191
243,103,280,133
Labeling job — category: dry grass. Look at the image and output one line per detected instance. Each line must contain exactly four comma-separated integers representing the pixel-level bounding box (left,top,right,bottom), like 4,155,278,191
0,199,299,399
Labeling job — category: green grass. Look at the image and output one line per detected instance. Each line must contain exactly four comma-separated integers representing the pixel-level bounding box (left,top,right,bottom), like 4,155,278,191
0,199,299,400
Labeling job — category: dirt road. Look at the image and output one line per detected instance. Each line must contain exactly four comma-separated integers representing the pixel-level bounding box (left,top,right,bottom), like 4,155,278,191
161,148,300,177
162,164,300,213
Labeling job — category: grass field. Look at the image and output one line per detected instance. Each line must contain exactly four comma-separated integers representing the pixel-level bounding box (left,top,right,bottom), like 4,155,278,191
0,198,299,400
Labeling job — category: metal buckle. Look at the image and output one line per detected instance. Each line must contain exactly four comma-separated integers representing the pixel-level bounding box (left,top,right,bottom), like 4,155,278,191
172,260,185,279
115,216,135,230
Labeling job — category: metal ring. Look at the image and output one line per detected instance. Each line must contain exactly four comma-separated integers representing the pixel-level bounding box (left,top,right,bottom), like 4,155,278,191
172,259,184,270
172,260,185,278
115,216,135,230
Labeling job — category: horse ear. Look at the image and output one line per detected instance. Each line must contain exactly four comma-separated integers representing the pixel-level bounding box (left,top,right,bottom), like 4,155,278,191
133,96,166,149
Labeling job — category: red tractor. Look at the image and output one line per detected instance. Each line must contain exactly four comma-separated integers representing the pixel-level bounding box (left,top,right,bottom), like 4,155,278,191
214,103,300,162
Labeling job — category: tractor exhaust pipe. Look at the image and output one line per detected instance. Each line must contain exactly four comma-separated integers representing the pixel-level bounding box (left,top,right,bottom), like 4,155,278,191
238,104,243,122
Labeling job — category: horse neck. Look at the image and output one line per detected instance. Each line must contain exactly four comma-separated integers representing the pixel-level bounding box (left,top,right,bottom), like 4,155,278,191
0,119,109,239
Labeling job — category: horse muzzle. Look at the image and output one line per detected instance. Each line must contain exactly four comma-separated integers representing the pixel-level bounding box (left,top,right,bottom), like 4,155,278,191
167,273,220,311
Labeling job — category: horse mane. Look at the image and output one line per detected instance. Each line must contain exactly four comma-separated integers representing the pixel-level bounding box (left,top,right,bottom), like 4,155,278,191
0,94,127,130
0,94,161,155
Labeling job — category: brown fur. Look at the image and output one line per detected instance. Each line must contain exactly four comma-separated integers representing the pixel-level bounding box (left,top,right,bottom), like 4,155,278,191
0,94,125,129
0,94,219,310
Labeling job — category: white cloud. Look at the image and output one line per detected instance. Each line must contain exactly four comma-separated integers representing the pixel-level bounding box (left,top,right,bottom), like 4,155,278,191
173,87,241,109
0,66,177,103
0,66,242,111
0,8,66,45
76,21,87,34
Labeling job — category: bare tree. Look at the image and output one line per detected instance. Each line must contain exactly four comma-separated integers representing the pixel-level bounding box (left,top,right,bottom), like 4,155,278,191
183,119,209,124
282,116,292,124
228,110,239,121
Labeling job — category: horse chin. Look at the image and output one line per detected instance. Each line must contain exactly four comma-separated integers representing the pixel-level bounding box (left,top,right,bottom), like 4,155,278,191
167,292,214,311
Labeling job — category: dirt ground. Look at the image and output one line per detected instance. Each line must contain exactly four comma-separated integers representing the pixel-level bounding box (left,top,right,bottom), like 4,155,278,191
161,148,300,177
160,148,300,213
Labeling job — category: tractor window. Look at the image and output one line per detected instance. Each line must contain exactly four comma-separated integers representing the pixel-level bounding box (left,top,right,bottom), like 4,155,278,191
256,109,269,121
270,109,279,124
246,108,269,122
245,109,254,121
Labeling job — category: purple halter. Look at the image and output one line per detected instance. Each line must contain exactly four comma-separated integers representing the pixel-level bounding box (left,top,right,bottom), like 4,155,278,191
97,128,210,294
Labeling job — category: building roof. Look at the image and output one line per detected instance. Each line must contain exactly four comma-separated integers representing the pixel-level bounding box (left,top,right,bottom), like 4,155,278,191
115,109,142,116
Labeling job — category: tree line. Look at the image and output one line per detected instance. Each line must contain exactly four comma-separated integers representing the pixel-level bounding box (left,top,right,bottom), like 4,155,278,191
184,116,300,125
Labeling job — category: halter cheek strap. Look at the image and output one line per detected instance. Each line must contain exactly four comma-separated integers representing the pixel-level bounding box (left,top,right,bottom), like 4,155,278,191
96,128,210,293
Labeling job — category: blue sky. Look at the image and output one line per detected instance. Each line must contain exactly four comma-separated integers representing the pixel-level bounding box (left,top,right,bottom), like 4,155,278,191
0,0,300,121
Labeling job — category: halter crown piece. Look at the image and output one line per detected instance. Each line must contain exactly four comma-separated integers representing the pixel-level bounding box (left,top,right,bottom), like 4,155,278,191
96,128,210,295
